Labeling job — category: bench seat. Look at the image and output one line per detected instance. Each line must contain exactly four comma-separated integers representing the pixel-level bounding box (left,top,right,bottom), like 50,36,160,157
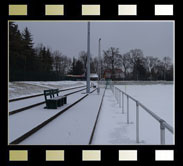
44,89,67,109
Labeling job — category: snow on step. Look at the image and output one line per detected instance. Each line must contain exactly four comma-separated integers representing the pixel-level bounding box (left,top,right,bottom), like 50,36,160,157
92,89,137,145
18,88,105,145
9,87,85,112
9,90,87,143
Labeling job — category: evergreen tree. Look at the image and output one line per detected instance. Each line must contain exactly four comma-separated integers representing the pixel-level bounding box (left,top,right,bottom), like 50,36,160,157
22,27,36,75
9,22,25,80
75,60,84,75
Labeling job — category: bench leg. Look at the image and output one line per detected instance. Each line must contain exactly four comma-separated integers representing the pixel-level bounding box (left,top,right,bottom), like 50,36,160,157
64,96,67,104
57,99,63,107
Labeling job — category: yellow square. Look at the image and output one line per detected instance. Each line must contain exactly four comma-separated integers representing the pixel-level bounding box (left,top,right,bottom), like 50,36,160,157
46,150,64,161
45,5,64,15
9,5,27,16
118,5,137,15
119,150,137,161
82,5,100,15
9,150,28,161
82,150,101,161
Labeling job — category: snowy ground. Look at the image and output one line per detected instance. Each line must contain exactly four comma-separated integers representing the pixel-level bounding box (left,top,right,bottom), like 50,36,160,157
8,81,174,145
9,87,85,112
9,89,87,143
18,88,104,145
9,81,86,99
92,84,174,145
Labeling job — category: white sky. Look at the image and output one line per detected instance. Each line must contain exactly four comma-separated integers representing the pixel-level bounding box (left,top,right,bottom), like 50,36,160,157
16,21,174,61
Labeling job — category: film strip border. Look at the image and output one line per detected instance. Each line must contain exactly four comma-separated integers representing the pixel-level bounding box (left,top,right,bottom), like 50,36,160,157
2,1,178,166
7,149,175,162
6,0,177,19
8,4,174,16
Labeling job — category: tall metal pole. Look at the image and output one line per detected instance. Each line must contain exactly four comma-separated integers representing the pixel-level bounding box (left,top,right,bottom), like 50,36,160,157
86,22,91,93
98,38,101,80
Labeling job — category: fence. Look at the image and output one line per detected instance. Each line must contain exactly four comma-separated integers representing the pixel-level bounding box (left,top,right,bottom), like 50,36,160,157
110,82,173,145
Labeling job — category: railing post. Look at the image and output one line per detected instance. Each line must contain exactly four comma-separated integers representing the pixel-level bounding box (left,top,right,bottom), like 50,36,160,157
136,101,139,143
127,95,129,124
122,92,124,114
115,88,116,99
119,91,121,108
116,89,118,103
117,89,118,103
160,120,165,145
118,89,120,104
118,90,120,105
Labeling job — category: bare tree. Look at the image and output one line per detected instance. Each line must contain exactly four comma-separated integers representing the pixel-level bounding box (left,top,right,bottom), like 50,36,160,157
162,56,172,80
79,51,87,70
121,52,132,79
145,56,159,80
129,49,147,80
91,57,98,73
103,47,122,79
79,51,93,76
52,51,71,76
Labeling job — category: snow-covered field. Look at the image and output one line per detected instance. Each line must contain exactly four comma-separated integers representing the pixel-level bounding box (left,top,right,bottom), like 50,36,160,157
8,81,174,145
92,83,174,145
9,81,86,99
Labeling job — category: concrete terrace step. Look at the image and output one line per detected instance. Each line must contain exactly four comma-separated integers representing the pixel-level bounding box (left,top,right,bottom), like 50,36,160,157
13,88,105,145
9,89,88,143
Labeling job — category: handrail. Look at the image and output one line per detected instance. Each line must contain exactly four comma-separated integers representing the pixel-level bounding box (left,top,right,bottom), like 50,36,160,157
109,83,173,144
163,121,174,133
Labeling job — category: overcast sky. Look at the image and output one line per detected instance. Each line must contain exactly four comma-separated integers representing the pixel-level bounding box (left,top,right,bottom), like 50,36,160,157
15,21,174,61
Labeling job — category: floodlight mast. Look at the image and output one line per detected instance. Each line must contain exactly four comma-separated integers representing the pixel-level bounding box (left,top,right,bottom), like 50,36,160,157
98,38,101,80
86,22,90,93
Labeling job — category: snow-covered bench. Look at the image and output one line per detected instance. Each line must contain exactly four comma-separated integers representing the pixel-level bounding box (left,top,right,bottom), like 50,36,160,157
44,89,67,109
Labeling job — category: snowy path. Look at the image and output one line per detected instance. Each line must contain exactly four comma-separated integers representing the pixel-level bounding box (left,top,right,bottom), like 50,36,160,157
18,88,105,145
92,88,137,145
9,89,87,143
9,87,85,112
92,86,173,145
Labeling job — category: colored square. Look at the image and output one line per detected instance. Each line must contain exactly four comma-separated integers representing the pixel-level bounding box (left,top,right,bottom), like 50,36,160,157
119,150,137,161
118,5,137,15
82,150,101,161
9,5,27,16
155,5,173,16
82,5,100,15
46,150,64,161
155,150,174,161
9,150,28,161
45,5,64,15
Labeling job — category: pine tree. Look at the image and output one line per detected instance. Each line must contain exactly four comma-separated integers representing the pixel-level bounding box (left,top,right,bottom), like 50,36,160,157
22,27,36,75
9,22,25,80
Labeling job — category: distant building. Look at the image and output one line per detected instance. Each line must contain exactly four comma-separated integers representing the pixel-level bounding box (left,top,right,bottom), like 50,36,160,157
66,73,98,81
66,74,85,80
103,69,124,79
90,73,98,80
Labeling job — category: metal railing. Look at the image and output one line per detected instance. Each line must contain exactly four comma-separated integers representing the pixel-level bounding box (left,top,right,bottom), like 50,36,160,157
110,83,173,145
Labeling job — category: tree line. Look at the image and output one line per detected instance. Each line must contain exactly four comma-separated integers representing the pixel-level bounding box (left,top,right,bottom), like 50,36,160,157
9,22,173,81
102,47,173,80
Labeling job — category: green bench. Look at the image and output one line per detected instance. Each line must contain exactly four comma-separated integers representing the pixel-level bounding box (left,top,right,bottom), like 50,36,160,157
44,89,67,109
